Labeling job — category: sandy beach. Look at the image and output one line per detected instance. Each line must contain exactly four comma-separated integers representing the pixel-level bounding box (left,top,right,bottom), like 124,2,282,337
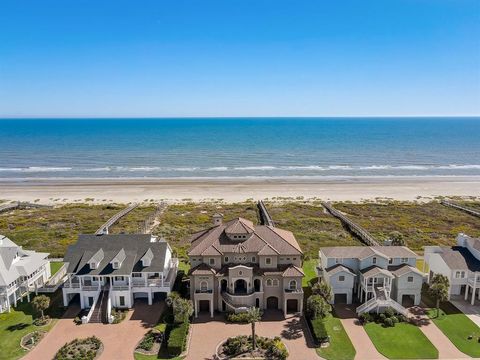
1,176,479,204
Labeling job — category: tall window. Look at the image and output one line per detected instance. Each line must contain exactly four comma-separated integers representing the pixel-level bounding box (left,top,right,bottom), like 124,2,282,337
266,257,272,265
372,257,377,264
200,281,208,292
266,279,273,287
224,256,229,263
289,280,297,290
209,258,215,265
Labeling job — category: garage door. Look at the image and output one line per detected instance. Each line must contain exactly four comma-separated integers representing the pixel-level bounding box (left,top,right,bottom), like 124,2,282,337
286,299,298,313
134,292,148,299
199,300,210,312
401,294,415,307
334,293,348,304
266,296,279,309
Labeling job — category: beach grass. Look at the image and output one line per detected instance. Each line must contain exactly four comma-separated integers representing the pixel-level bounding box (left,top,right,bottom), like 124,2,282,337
364,322,438,359
49,261,64,276
0,204,123,257
108,205,157,234
333,200,480,252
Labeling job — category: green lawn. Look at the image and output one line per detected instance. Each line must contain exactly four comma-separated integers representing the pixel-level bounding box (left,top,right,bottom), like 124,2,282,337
364,322,438,359
0,291,65,360
316,314,356,360
302,259,318,287
426,307,480,358
50,261,64,276
134,354,183,360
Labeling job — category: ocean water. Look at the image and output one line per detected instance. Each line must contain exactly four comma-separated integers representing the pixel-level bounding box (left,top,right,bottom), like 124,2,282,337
0,118,479,180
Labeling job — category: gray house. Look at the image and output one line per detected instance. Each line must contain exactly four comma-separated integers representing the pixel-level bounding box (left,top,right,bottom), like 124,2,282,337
62,234,177,323
0,235,51,313
317,246,424,315
424,233,480,304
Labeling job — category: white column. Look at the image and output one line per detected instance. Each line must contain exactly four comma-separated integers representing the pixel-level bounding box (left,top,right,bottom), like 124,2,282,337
471,284,476,305
210,299,214,318
195,299,198,318
465,286,469,300
283,299,287,317
6,294,10,312
148,291,153,305
80,295,85,309
13,290,17,307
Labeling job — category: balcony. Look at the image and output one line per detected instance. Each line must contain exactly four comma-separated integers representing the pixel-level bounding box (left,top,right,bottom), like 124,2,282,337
284,288,303,293
63,282,80,289
82,285,100,291
195,289,213,294
111,285,129,291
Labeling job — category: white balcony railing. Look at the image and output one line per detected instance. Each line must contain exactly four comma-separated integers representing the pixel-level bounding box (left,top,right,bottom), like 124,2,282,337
82,285,100,291
63,282,80,288
111,285,129,291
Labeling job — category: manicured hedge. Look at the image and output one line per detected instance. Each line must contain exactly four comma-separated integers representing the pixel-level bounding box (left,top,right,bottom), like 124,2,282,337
167,321,189,355
309,318,328,344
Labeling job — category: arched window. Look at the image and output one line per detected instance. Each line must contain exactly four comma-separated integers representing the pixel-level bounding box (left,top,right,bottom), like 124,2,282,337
266,278,273,287
289,280,297,291
200,281,208,292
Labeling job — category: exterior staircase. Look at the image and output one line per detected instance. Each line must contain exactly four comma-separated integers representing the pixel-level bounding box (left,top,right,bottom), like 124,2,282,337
89,289,109,323
356,285,407,316
221,292,249,313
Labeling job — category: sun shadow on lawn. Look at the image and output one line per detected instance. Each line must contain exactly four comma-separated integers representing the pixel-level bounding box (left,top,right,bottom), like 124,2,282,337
7,323,29,331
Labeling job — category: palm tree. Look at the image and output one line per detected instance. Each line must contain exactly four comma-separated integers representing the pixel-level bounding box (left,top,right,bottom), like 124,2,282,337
428,274,450,317
245,307,262,350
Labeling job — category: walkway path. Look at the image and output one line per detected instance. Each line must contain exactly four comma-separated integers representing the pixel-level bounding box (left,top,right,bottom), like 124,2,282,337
334,304,386,360
408,306,469,359
186,311,318,360
24,300,163,360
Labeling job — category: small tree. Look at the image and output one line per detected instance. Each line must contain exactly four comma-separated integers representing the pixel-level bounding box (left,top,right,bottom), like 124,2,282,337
166,292,193,323
245,307,262,350
32,295,50,321
312,281,333,303
306,295,331,320
428,274,449,317
389,231,406,246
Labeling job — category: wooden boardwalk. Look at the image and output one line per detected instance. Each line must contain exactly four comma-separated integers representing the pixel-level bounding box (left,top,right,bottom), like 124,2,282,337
321,202,379,246
440,200,480,218
0,201,51,214
257,200,275,227
95,203,138,235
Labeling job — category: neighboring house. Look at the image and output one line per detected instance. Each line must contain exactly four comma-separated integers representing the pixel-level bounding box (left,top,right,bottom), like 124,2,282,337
317,246,423,315
424,233,480,305
188,214,304,318
0,235,51,313
62,234,178,323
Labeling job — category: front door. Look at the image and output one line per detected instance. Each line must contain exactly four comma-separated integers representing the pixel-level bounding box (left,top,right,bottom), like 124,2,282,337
88,297,94,307
266,296,278,309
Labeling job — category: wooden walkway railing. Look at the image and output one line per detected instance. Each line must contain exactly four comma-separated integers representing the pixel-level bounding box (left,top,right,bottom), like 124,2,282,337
140,202,167,234
257,200,275,227
321,202,379,246
95,203,138,235
440,200,480,218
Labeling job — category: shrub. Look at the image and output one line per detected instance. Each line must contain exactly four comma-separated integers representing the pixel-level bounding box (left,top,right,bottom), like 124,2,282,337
111,308,127,324
384,307,395,318
226,312,251,323
223,335,250,356
384,317,394,327
310,318,328,343
359,312,372,324
265,337,289,360
306,295,331,320
167,322,189,356
391,316,399,324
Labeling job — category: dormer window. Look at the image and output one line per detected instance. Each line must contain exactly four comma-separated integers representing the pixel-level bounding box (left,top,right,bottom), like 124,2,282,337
209,258,215,266
388,258,393,264
141,248,154,267
90,262,97,269
113,262,119,269
372,257,377,264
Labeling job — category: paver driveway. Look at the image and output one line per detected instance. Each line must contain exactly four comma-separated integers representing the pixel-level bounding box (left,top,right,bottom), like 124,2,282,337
23,300,163,360
185,310,318,360
408,306,469,359
334,304,386,360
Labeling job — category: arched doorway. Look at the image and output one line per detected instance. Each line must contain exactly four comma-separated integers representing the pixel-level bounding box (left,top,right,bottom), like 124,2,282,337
234,279,247,294
221,279,228,292
254,279,261,292
266,296,278,309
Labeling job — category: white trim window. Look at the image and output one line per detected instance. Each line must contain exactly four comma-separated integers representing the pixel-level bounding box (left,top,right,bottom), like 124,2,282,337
200,280,208,292
372,257,377,264
266,279,273,287
339,275,345,282
265,257,272,265
209,258,215,266
455,271,466,278
272,279,279,287
407,276,414,283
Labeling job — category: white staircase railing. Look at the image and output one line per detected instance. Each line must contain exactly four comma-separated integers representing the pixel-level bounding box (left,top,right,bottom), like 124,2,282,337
356,297,377,314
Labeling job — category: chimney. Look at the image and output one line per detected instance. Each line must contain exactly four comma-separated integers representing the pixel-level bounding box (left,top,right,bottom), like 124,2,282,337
212,213,223,226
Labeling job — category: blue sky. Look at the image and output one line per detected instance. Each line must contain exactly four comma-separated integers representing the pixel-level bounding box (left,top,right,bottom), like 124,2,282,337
0,0,479,117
